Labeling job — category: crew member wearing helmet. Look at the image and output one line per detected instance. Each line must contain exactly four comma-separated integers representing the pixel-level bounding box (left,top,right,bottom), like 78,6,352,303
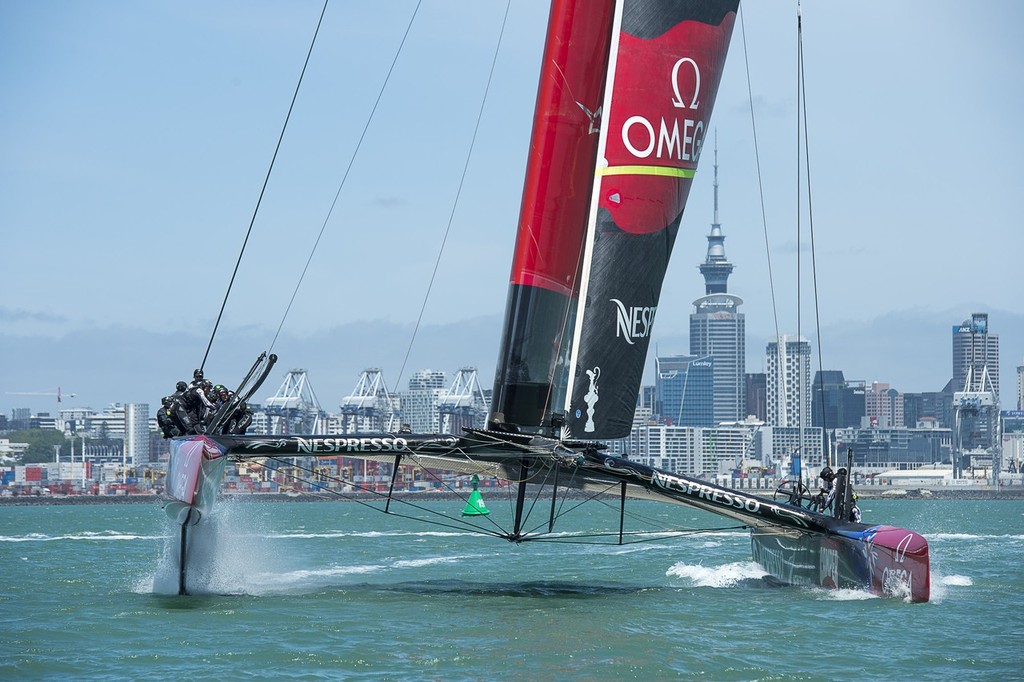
157,396,178,438
201,385,232,432
169,380,199,435
192,379,216,420
227,399,253,435
849,492,862,523
810,466,836,513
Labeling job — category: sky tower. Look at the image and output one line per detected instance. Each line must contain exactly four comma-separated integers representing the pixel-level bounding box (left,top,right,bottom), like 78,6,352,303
698,134,734,295
689,135,746,424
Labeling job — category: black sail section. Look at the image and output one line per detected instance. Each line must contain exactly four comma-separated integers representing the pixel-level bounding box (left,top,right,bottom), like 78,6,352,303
565,208,680,438
623,0,739,38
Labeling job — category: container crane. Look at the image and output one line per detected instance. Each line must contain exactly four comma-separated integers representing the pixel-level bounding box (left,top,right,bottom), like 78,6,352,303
6,387,76,401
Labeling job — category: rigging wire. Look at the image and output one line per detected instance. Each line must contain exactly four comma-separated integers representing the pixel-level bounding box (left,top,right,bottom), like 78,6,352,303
795,2,829,467
519,482,622,538
743,2,830,477
257,453,747,544
267,0,426,355
394,0,513,391
738,5,782,349
740,2,789,440
795,2,804,473
257,454,509,538
405,451,518,537
798,7,830,467
523,526,748,546
200,0,330,372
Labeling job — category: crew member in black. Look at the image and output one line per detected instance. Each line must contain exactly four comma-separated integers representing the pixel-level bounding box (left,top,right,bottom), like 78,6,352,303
157,397,179,438
849,493,862,522
227,397,253,434
205,385,231,433
810,466,836,512
184,380,214,429
169,380,201,435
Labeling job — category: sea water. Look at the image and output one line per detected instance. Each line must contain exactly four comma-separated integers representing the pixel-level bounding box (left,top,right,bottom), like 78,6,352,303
1,497,1021,680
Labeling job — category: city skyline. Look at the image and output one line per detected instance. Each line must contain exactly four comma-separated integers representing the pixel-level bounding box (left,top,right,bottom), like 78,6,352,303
2,2,1023,415
7,307,1021,421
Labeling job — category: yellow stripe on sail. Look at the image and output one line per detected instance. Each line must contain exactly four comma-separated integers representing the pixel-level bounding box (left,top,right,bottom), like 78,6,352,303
596,165,696,178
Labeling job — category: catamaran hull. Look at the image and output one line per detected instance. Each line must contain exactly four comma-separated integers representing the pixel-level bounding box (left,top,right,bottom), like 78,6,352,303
751,524,930,602
577,449,930,602
163,432,929,601
164,435,228,523
162,435,230,594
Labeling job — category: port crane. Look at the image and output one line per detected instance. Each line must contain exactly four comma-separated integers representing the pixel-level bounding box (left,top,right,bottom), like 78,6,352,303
5,387,76,404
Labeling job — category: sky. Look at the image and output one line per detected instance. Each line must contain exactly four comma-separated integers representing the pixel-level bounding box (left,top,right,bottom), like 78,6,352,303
2,0,1023,417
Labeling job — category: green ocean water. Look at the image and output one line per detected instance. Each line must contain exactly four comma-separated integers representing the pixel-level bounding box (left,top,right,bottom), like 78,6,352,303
1,497,1021,680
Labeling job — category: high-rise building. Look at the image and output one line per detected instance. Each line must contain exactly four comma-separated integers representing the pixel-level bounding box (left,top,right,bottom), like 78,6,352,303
655,355,714,427
902,388,954,429
756,425,825,471
1003,411,1024,473
88,404,126,439
951,313,1000,474
902,393,924,429
1017,361,1023,410
689,143,745,425
811,371,865,429
835,425,952,468
766,335,811,428
639,385,657,415
399,369,447,432
745,373,767,422
10,408,30,431
124,403,151,466
865,382,904,429
603,422,759,478
952,312,999,397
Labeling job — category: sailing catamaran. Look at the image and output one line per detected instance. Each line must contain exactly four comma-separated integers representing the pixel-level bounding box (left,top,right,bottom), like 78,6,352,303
163,0,930,601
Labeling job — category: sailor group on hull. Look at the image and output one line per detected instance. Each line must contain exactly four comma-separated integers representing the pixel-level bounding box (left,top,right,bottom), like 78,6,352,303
157,368,253,438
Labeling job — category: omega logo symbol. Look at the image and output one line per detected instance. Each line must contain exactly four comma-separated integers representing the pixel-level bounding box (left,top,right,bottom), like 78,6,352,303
670,57,700,110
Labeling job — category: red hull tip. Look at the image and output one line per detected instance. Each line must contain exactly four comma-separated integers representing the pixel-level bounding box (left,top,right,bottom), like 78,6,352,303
870,526,930,602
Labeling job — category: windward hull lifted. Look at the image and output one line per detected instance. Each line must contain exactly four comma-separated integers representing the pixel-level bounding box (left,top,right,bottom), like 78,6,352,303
164,432,929,602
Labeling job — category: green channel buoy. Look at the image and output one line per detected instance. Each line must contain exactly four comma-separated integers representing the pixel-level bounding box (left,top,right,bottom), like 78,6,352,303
461,475,490,516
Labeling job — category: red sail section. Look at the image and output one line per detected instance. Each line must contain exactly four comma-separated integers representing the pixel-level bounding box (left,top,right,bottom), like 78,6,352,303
565,2,738,440
509,0,615,296
489,0,615,433
600,18,736,233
